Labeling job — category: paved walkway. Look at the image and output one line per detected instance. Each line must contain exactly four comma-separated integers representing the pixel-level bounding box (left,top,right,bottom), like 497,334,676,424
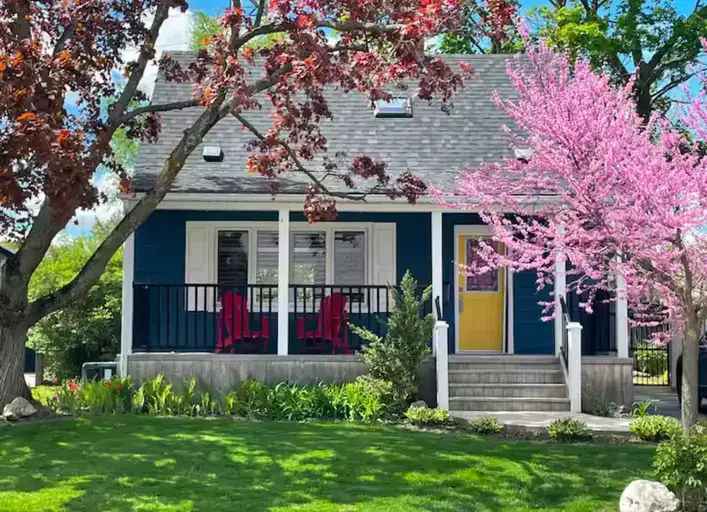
454,386,705,434
453,411,632,433
633,386,681,418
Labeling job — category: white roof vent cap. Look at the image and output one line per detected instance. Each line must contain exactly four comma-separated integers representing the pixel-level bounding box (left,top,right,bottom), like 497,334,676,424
514,147,533,161
203,145,224,162
374,97,413,118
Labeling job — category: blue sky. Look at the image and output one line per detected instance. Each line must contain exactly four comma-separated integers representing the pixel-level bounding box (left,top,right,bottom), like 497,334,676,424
188,0,699,17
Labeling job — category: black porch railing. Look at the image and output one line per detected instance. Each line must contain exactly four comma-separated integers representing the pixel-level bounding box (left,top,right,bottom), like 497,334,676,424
132,283,397,354
630,323,671,386
291,284,393,354
133,284,278,353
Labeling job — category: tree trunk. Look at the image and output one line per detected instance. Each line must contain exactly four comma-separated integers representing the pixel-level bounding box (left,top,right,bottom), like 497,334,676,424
681,315,700,429
0,322,31,409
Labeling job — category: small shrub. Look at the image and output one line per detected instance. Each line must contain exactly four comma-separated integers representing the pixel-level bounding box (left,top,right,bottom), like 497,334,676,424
468,416,503,435
546,418,592,442
352,271,434,410
654,426,707,512
629,415,682,442
340,376,394,422
630,400,656,418
230,379,272,418
404,406,450,426
136,374,175,415
52,377,132,415
52,379,82,414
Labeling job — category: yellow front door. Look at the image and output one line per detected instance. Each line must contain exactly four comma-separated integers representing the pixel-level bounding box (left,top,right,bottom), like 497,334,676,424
457,235,505,351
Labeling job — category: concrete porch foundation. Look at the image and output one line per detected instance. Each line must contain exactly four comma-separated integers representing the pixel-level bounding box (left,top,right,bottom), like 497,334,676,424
127,353,437,405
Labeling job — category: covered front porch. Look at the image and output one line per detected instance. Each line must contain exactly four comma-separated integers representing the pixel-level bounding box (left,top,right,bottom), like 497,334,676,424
119,200,632,380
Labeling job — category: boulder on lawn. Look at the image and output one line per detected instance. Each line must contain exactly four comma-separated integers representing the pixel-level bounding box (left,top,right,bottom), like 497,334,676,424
619,480,680,512
409,400,427,409
2,397,37,421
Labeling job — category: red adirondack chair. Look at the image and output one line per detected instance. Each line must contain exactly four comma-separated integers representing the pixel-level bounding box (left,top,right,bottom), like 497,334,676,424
216,291,270,353
296,292,351,354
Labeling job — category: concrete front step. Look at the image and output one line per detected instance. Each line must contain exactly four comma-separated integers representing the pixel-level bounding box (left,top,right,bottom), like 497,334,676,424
449,397,571,412
449,355,559,364
449,362,561,372
449,383,568,399
448,369,565,384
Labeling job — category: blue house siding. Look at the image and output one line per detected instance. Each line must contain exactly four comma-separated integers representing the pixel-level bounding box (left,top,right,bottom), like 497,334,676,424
512,271,554,354
132,209,577,355
133,210,435,353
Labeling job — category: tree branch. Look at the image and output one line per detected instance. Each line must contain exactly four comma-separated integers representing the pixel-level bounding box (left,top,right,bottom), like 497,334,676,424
27,96,231,323
121,100,200,123
231,112,368,201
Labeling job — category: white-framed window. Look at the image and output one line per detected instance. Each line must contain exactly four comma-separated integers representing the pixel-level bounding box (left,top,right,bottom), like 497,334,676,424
185,220,395,312
187,221,393,288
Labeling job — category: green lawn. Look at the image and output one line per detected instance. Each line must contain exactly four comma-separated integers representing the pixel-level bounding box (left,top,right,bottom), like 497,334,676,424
0,416,654,512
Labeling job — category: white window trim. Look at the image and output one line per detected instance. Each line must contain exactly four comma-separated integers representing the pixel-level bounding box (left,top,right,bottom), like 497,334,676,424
186,220,376,286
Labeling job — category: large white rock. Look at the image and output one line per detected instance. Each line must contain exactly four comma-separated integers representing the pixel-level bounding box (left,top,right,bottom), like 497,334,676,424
620,480,680,512
2,397,37,421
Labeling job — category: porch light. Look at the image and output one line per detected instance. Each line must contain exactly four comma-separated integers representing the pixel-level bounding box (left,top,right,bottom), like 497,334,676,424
374,97,413,118
202,145,224,162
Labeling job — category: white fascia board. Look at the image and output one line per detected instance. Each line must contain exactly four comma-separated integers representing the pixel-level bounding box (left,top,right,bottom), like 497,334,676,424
121,192,561,213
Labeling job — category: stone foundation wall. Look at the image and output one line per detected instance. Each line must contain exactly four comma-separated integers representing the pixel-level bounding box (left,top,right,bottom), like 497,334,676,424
127,353,437,406
581,356,634,412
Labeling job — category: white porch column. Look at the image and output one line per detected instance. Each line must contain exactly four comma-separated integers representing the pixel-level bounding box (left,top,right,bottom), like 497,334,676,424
277,208,290,356
434,321,450,410
554,250,567,357
431,212,443,319
567,321,583,413
119,233,135,377
615,270,629,358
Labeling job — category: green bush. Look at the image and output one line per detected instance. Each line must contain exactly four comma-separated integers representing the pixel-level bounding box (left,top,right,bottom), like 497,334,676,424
404,405,450,426
630,400,656,418
53,377,132,415
28,221,122,380
229,379,272,418
340,376,395,422
468,416,503,435
629,415,682,442
654,426,707,512
351,271,434,410
48,374,399,424
546,418,592,442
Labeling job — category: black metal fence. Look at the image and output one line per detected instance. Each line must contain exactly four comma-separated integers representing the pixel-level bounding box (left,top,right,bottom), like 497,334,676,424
630,324,671,386
132,283,397,355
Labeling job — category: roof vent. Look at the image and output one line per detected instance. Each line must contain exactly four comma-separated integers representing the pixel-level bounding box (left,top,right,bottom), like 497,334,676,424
374,97,413,118
202,145,223,162
514,148,533,162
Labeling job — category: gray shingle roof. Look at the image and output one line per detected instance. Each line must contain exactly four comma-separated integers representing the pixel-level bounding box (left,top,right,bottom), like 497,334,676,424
133,52,519,195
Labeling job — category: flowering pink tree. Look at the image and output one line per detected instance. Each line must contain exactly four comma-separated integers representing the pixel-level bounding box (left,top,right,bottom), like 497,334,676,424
443,43,707,428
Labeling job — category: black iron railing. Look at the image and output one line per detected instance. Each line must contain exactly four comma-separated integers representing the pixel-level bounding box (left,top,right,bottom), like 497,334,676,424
291,284,394,354
132,283,278,353
630,323,671,386
132,283,401,355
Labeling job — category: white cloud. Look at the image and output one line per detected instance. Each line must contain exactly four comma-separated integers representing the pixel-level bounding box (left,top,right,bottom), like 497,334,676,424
130,8,195,97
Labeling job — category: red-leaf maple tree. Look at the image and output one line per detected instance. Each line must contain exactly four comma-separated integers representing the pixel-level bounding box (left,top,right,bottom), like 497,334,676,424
0,0,468,406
